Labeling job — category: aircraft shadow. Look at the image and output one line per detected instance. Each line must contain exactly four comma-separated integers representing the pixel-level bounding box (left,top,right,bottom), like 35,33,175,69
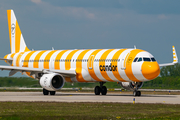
55,93,176,98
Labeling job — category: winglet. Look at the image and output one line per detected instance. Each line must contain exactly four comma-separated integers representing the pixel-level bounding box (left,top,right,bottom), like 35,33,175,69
159,46,178,67
172,46,178,63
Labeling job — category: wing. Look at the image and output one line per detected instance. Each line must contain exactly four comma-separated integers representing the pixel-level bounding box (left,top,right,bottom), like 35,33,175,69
159,46,178,67
0,65,76,77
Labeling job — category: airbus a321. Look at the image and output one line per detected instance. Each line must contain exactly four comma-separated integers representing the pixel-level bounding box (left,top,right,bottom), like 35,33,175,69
0,10,178,96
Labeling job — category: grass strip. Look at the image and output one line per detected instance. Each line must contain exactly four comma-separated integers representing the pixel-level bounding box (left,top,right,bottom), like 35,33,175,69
0,102,179,120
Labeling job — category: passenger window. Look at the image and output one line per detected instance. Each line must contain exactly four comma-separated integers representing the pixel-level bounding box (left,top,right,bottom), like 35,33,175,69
138,57,142,62
143,58,151,61
133,57,138,62
151,58,156,62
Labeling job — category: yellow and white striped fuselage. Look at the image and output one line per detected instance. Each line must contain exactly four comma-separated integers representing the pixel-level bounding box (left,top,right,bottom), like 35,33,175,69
4,48,160,83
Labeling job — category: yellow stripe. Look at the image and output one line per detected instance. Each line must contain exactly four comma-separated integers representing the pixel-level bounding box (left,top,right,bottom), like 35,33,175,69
15,21,21,53
65,77,72,82
23,51,36,67
54,50,68,70
88,49,103,82
99,49,114,82
33,51,47,68
7,10,12,53
26,72,34,78
112,49,127,82
10,53,16,58
10,53,16,66
76,50,90,82
124,49,144,82
16,52,24,67
44,50,57,69
65,50,79,70
25,47,30,52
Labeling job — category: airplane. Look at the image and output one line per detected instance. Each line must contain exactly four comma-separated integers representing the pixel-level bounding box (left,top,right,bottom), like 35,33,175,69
0,9,178,96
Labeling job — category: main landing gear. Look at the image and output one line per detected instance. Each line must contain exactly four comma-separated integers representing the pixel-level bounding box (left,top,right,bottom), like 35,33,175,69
94,82,107,95
43,88,56,95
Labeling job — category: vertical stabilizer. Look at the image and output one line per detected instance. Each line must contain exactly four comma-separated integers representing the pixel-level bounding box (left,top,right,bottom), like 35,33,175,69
7,9,30,53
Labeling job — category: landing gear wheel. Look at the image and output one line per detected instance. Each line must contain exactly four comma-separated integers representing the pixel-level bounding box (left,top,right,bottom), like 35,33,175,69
43,88,49,95
101,86,107,95
137,91,141,96
133,91,141,96
50,91,56,95
94,86,101,95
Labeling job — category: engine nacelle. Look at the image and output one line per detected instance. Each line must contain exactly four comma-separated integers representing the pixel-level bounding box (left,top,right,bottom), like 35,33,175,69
40,73,65,91
118,82,143,91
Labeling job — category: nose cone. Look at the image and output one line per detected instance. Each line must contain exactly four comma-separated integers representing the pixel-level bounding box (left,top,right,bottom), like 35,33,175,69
141,62,160,80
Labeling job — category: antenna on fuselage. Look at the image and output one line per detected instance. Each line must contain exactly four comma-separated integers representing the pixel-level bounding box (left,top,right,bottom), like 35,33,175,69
134,45,136,49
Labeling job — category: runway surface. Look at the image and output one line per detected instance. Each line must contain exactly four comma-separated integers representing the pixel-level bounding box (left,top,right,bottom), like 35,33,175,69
0,92,179,104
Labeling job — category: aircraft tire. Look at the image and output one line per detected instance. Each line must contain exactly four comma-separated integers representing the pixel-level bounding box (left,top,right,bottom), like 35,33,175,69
133,91,141,96
94,86,101,95
101,86,107,95
43,88,49,95
50,91,56,95
137,91,141,96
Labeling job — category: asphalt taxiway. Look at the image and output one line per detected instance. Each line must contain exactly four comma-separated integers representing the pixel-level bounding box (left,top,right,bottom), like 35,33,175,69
0,92,179,104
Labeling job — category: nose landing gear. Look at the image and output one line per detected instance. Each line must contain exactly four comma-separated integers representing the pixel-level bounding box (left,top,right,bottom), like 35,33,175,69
94,82,107,95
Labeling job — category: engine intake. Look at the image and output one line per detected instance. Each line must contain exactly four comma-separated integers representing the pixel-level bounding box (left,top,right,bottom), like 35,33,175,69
118,82,143,91
40,73,65,91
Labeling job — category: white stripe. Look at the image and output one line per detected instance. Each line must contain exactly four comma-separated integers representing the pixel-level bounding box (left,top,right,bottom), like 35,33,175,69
70,50,85,82
50,50,63,70
7,54,11,59
20,35,26,52
94,49,108,81
82,50,95,81
28,51,41,68
19,51,31,67
71,50,84,69
39,51,51,69
11,11,16,53
12,53,20,66
118,49,133,82
60,50,73,70
105,49,119,82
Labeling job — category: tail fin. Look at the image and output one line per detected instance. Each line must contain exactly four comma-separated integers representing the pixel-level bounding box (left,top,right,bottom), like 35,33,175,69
7,9,30,53
172,46,178,63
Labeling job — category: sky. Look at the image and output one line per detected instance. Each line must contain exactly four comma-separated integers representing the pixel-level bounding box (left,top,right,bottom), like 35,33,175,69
0,0,180,77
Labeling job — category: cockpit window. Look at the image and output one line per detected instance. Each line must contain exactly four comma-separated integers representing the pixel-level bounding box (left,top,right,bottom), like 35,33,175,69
151,58,156,62
143,58,151,61
133,57,138,62
138,57,142,62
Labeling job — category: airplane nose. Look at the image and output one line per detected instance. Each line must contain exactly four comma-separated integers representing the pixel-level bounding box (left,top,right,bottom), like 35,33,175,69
141,62,160,80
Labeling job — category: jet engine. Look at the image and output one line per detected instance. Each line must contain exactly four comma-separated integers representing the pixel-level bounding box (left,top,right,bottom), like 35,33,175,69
118,82,143,91
40,73,65,91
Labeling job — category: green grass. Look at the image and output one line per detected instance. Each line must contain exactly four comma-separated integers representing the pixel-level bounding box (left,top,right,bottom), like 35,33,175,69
0,102,180,120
